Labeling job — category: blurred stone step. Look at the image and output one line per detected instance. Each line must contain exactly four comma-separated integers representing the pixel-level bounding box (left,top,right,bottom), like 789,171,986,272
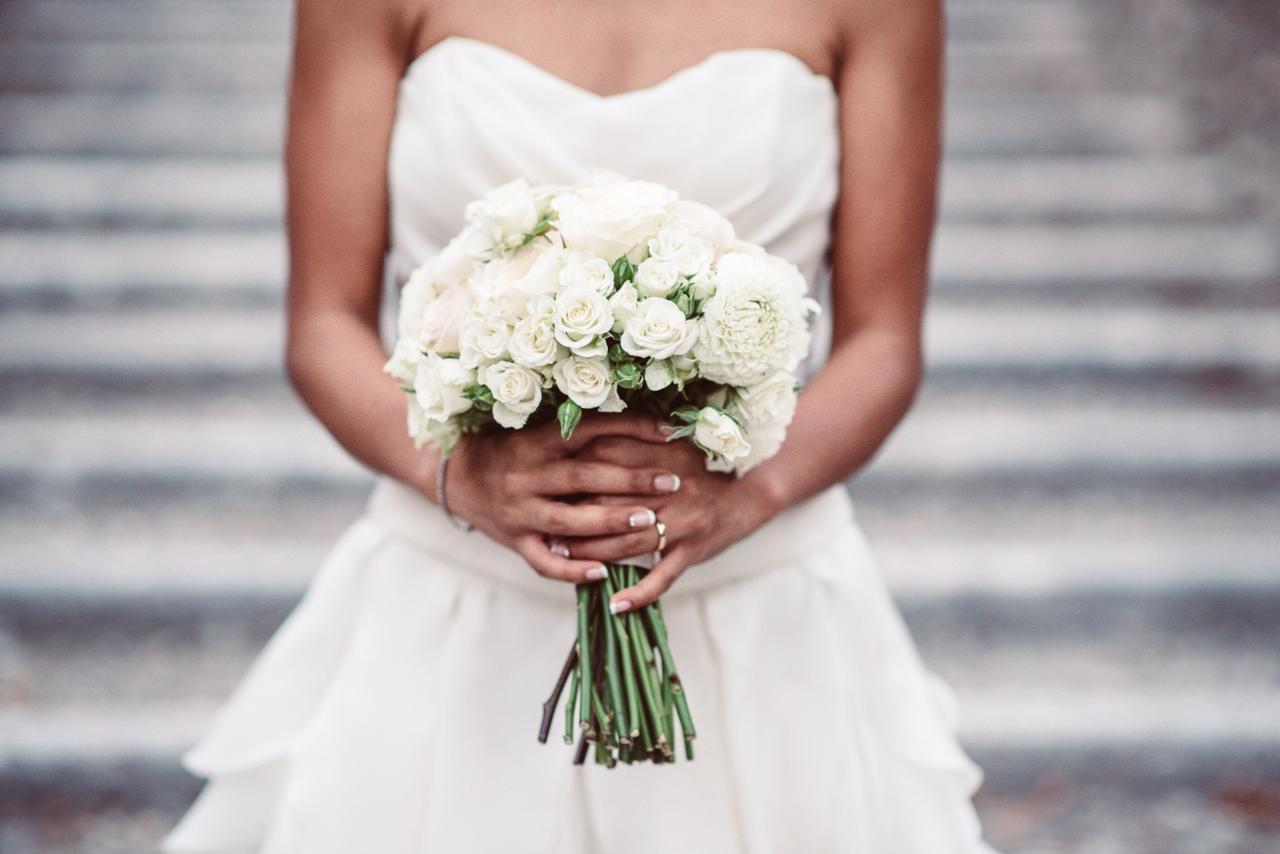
0,0,1088,43
6,222,1276,309
0,40,1118,96
0,92,1192,157
2,402,1277,498
0,155,1242,229
4,303,1278,411
2,483,1275,600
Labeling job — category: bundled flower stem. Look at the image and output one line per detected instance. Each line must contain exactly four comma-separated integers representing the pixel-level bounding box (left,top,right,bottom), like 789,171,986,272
539,564,696,766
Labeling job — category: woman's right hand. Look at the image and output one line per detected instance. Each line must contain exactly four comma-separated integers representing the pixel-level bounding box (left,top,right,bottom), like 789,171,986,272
442,413,682,584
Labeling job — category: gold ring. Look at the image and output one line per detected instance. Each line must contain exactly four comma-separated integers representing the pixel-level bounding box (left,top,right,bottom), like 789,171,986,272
655,520,668,552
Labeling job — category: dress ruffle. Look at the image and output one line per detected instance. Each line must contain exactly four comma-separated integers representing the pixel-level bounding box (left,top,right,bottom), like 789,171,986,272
163,487,997,853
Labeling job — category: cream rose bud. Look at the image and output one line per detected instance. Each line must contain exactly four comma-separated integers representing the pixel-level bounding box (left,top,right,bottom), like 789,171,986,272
552,355,614,409
413,355,474,422
633,258,681,298
551,173,677,262
647,223,714,278
458,306,512,368
620,298,698,360
559,251,615,294
465,178,540,246
481,360,544,429
553,285,613,350
608,282,640,333
417,285,474,355
693,408,751,463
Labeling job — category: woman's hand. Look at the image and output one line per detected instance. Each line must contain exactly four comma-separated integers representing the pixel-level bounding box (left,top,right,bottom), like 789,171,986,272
556,435,785,612
443,414,683,585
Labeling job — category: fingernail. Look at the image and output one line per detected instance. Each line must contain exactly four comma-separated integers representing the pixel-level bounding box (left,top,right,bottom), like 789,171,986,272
629,508,656,528
653,473,680,492
610,599,632,615
549,541,571,557
585,565,607,581
658,424,676,437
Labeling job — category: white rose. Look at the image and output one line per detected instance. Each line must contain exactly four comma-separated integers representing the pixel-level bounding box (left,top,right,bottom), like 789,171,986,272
620,298,698,360
608,282,640,333
552,355,614,409
693,408,751,466
383,337,424,384
481,360,544,429
550,173,677,262
413,355,474,422
458,305,512,368
633,257,681,299
553,285,613,351
646,223,713,278
693,252,814,386
417,285,474,355
737,370,799,430
668,198,736,253
465,178,541,247
559,251,615,294
507,300,562,367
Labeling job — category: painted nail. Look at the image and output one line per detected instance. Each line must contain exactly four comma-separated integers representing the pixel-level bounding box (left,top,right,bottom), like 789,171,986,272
585,565,608,581
658,424,677,437
610,599,632,615
629,508,657,528
549,541,571,558
653,473,681,492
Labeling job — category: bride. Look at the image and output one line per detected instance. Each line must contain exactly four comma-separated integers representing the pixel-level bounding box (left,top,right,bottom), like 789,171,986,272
165,0,997,851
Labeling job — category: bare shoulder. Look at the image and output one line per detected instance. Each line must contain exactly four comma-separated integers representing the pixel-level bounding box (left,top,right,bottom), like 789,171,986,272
831,0,943,49
291,0,426,68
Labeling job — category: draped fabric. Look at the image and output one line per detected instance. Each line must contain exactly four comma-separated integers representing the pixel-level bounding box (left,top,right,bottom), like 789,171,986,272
164,36,996,853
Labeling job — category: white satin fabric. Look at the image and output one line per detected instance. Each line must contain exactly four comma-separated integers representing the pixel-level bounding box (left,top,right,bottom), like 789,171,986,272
164,36,996,853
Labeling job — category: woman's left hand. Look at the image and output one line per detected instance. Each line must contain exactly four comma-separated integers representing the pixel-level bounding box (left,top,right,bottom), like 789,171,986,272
554,434,784,613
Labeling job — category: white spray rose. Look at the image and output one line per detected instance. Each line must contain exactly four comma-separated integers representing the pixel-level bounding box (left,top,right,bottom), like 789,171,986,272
693,408,751,468
647,223,713,278
481,360,544,429
553,285,613,351
620,298,698,360
507,296,561,367
408,398,463,453
693,253,814,386
458,305,512,368
559,251,615,294
465,178,541,248
644,359,674,391
552,355,614,409
608,282,640,333
732,370,800,473
633,258,681,299
551,173,676,262
413,355,474,422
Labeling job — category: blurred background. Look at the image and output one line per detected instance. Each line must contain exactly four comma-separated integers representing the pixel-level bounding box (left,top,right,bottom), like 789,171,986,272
1,0,1278,851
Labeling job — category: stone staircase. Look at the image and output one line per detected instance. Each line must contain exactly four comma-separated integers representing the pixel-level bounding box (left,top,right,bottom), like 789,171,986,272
2,0,1279,851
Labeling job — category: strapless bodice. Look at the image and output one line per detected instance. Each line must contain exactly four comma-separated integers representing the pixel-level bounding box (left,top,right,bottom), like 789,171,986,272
386,36,840,298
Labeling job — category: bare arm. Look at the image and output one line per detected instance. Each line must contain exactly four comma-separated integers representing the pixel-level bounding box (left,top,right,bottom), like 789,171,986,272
284,0,674,582
581,0,945,610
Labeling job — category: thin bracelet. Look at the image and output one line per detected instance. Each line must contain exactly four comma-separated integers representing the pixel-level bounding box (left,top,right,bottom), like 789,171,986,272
435,455,474,532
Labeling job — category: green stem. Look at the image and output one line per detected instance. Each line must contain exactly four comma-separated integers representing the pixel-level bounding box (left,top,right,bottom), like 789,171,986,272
564,666,579,745
576,584,592,733
645,599,697,746
601,568,629,744
627,608,669,752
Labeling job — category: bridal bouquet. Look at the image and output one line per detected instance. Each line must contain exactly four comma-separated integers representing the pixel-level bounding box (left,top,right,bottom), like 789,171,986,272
385,171,817,766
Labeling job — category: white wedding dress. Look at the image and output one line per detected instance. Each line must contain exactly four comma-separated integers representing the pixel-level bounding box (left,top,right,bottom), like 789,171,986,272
164,36,997,854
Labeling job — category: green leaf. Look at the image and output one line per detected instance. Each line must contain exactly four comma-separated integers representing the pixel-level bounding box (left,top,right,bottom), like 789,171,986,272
461,384,495,405
397,384,415,394
672,406,701,424
612,362,643,389
610,255,636,286
516,212,553,247
557,399,583,441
